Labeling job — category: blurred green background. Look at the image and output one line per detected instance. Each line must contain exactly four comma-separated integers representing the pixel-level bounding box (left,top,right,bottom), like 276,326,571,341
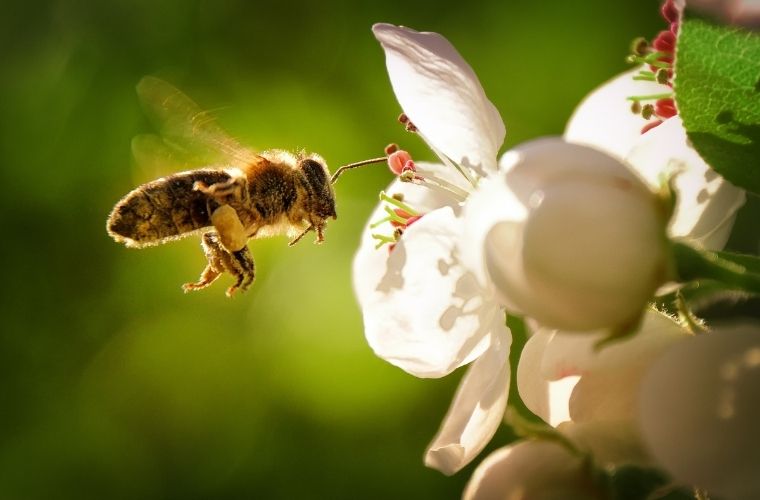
1,1,739,499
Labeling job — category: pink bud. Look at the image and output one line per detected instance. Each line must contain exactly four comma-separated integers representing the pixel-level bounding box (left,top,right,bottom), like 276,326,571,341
655,98,677,118
653,30,675,53
661,0,679,23
387,150,413,176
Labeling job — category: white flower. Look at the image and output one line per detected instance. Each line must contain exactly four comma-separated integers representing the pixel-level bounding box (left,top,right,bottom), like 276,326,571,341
463,138,670,331
463,440,601,500
353,23,745,476
565,67,746,251
513,67,746,466
353,23,510,475
517,310,691,465
639,322,760,500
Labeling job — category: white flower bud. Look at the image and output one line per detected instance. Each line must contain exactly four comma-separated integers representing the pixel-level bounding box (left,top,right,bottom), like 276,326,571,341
463,440,602,500
639,324,760,500
464,138,669,331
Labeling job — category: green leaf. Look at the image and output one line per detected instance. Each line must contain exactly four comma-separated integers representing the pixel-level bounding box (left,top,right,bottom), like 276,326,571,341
716,249,760,274
672,242,760,294
675,14,760,195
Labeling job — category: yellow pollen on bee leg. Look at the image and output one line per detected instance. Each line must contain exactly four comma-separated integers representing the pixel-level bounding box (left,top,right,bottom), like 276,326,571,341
210,205,247,252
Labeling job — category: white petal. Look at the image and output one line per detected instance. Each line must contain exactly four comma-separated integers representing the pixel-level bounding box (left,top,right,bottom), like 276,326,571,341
464,441,592,500
564,67,665,160
360,207,501,378
557,420,651,466
516,328,578,427
625,117,746,250
518,311,689,430
539,310,686,379
461,175,527,292
425,332,511,475
372,23,504,175
639,323,760,500
353,162,459,308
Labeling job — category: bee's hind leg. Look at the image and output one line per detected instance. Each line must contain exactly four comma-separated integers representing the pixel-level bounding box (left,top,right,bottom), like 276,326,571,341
182,232,255,297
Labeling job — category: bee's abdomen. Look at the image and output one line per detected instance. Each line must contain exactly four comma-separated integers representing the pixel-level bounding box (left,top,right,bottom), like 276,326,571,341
107,170,231,248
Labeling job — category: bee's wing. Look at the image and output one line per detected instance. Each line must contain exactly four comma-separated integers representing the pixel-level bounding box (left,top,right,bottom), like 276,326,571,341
135,76,260,169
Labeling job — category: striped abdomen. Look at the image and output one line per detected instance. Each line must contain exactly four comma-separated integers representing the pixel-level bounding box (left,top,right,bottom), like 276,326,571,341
107,169,231,248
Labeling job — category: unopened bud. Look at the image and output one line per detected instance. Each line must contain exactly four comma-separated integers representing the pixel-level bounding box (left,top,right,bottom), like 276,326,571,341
467,139,669,331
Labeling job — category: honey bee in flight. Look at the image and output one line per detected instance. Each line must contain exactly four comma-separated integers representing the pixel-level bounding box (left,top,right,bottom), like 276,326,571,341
107,77,385,296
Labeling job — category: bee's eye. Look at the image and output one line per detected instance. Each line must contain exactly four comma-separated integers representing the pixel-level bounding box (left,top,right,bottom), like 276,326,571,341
300,159,329,193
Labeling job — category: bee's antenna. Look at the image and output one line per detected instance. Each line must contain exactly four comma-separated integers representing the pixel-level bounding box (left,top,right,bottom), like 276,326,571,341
330,157,387,184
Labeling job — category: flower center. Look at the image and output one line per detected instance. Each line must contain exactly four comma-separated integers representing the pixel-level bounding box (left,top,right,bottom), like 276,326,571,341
370,191,424,251
625,0,679,133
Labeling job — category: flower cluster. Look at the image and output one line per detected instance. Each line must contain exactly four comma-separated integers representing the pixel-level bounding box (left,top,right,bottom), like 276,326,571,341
353,6,757,499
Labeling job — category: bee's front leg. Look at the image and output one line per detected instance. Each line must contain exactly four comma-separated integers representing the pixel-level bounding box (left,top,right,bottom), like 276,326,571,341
183,232,255,297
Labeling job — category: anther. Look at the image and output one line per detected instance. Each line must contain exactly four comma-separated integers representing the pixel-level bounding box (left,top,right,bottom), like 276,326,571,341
642,104,655,120
400,170,416,182
392,192,404,202
398,112,418,132
656,68,670,85
631,101,642,114
385,143,399,155
630,37,649,56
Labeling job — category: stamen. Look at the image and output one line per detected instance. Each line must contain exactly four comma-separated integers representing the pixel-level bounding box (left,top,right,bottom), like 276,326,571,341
371,233,397,249
641,119,664,134
656,68,670,84
633,74,657,82
642,104,655,120
626,92,674,102
418,172,470,200
369,215,393,229
379,191,420,216
398,113,418,132
415,129,479,189
385,143,399,155
383,205,410,225
630,37,649,56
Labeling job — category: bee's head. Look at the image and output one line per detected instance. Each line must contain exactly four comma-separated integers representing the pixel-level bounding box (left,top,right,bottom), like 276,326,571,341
299,154,337,220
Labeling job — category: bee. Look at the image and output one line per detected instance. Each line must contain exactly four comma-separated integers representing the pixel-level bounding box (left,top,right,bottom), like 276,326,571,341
107,77,385,296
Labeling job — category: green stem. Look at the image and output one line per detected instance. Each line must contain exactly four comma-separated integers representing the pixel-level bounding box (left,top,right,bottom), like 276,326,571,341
672,242,760,294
